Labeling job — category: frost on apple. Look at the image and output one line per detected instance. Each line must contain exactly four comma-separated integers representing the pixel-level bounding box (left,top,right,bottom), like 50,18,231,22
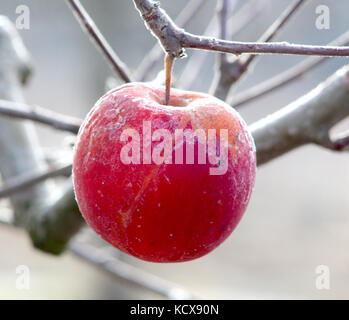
73,83,256,263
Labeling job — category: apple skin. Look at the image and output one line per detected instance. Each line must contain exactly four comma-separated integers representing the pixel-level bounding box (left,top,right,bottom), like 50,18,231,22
73,83,256,263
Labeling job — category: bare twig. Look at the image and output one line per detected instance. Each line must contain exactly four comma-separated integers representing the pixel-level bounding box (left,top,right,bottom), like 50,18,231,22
216,0,238,63
185,37,349,56
0,164,72,199
133,0,349,60
209,0,239,98
180,0,266,90
0,99,81,134
66,0,134,83
136,0,207,81
241,0,307,73
69,240,199,299
218,0,232,50
230,30,349,107
211,0,306,100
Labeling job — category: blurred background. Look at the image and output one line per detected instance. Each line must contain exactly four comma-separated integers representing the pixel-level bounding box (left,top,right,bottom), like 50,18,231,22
0,0,348,299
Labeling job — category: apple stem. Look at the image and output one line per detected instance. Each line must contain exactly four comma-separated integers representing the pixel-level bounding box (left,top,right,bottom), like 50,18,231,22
165,53,175,106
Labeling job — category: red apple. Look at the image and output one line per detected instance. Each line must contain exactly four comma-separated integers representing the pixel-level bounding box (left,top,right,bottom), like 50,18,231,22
73,83,256,262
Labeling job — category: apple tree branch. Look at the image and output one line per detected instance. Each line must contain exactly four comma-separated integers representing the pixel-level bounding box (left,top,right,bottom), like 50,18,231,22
211,0,307,100
230,30,349,108
133,0,349,62
66,0,134,83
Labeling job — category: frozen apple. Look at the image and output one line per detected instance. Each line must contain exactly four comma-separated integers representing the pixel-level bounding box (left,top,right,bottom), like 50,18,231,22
73,83,256,262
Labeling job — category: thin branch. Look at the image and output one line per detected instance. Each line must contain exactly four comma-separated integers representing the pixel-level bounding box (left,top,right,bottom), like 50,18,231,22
241,0,307,73
0,164,72,199
180,0,266,90
211,0,306,99
69,240,199,299
66,0,134,83
218,0,230,46
209,0,239,97
136,0,207,81
133,0,349,60
230,30,349,107
216,0,238,63
0,99,81,134
185,37,349,56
